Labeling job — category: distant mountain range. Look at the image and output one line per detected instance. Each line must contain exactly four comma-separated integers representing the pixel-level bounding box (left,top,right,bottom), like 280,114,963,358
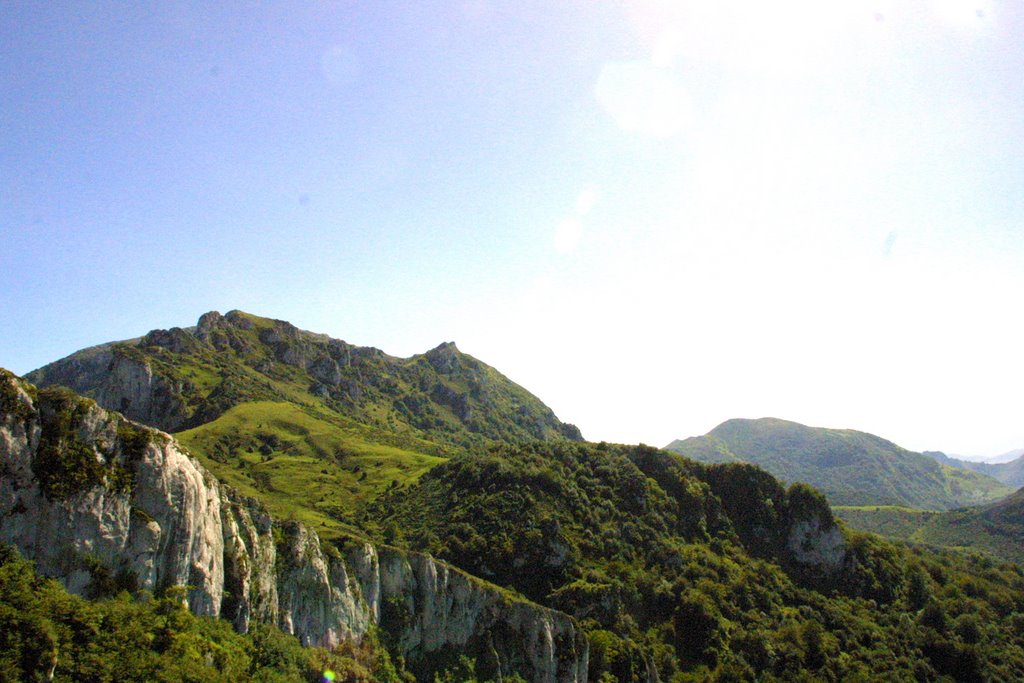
924,449,1024,488
666,418,1011,510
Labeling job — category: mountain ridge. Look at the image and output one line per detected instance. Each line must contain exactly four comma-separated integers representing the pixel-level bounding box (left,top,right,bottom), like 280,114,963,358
924,449,1024,489
26,309,583,449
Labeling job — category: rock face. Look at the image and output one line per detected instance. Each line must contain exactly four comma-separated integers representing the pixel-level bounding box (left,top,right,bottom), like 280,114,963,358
786,518,846,569
0,371,588,682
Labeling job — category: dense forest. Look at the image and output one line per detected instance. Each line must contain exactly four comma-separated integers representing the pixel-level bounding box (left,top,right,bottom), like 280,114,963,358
363,441,1024,681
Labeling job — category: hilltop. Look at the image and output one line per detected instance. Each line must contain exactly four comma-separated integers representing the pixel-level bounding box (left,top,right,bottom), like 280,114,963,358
666,418,1010,510
27,309,582,448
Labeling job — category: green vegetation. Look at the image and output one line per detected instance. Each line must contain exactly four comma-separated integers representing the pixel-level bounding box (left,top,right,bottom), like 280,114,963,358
0,544,408,682
666,418,1010,509
14,316,1024,680
32,388,114,500
835,506,940,540
26,309,582,452
0,368,37,425
365,441,1024,681
177,401,445,540
26,385,158,500
926,450,1024,489
838,490,1024,565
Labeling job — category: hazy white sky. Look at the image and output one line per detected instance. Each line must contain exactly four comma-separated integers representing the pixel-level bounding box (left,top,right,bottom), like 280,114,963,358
2,1,1022,456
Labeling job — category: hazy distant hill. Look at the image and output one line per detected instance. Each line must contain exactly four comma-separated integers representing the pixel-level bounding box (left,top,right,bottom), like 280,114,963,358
837,487,1024,565
987,448,1024,464
924,449,1024,489
666,418,1010,510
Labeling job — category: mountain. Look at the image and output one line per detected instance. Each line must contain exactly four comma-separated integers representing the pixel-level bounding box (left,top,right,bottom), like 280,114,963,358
838,487,1024,565
25,310,582,540
27,310,582,448
924,450,1024,489
666,418,1011,510
12,312,1024,680
0,368,587,682
7,372,1024,679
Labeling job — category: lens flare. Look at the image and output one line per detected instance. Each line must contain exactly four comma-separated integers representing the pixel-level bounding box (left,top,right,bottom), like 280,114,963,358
322,671,336,683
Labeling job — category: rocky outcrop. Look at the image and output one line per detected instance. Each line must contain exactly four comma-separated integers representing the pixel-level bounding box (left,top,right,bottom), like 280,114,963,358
786,517,846,569
0,370,587,682
26,344,190,433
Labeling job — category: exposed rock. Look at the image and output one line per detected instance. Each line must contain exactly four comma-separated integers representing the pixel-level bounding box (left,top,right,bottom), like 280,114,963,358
195,310,225,335
95,350,190,432
224,310,256,330
787,518,846,569
0,370,588,682
425,342,462,374
140,327,200,354
309,356,342,386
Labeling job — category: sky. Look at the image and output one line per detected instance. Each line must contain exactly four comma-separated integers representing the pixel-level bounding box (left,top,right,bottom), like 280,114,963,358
2,1,1022,458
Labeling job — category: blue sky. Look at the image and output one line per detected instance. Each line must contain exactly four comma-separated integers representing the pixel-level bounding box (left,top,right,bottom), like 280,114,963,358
2,1,1022,456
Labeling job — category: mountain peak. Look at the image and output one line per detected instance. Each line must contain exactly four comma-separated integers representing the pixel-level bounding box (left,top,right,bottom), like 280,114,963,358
26,310,580,448
196,310,224,331
424,341,465,374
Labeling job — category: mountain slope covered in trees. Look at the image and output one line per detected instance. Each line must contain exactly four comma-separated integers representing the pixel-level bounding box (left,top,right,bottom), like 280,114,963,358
362,441,1024,681
666,418,1010,509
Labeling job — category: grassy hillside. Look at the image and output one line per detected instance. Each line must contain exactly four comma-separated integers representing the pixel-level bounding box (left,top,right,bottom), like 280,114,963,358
838,489,1024,565
176,401,446,540
834,506,940,541
667,418,1010,510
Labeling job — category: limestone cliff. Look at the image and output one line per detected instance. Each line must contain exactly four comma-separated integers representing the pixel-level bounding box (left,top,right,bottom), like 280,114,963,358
0,370,588,682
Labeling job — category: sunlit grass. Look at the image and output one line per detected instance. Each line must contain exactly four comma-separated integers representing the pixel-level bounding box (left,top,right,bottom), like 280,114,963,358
176,401,446,540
